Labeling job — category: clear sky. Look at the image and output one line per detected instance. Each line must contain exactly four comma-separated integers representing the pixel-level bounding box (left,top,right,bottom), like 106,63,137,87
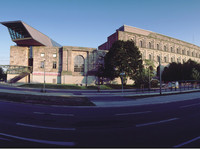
0,0,200,65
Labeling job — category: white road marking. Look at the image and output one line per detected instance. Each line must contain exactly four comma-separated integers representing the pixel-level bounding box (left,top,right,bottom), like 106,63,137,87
180,103,200,108
16,123,76,131
173,136,200,147
136,118,179,127
50,113,74,117
0,137,11,141
115,111,152,116
33,112,45,115
0,132,75,146
33,112,74,117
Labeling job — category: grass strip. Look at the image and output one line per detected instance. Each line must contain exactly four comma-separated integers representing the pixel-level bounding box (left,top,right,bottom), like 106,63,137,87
0,92,95,106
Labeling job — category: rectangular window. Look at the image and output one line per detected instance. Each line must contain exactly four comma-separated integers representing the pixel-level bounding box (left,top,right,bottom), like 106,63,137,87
53,53,57,58
164,57,167,62
157,56,160,62
41,53,45,57
40,61,44,68
53,61,57,69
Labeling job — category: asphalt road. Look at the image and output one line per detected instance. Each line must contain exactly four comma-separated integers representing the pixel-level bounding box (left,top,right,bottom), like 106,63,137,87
1,95,200,147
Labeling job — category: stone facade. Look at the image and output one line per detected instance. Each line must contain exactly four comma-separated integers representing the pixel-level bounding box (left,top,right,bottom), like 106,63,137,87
99,25,200,68
8,45,107,85
32,46,61,84
10,46,29,66
7,46,30,82
8,24,200,85
61,46,107,85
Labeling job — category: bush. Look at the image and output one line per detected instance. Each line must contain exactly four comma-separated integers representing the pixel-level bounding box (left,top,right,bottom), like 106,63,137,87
151,79,159,88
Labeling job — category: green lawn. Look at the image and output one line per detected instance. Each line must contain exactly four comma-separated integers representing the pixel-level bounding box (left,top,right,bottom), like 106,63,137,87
20,83,136,90
0,92,95,106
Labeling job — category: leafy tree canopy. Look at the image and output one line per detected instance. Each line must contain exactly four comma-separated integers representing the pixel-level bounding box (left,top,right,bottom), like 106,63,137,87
0,67,6,81
162,59,200,82
102,40,143,82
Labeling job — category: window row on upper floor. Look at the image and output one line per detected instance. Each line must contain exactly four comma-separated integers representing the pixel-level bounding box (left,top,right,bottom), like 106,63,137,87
40,61,57,69
40,53,57,58
147,54,198,64
139,40,200,58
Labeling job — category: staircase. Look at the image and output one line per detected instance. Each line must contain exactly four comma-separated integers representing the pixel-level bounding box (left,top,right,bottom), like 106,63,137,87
8,72,30,83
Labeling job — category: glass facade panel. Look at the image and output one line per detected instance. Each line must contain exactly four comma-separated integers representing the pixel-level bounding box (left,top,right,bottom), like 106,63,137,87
8,27,30,40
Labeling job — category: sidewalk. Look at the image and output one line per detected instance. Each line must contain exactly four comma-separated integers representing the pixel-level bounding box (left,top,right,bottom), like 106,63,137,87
91,91,200,107
0,85,200,107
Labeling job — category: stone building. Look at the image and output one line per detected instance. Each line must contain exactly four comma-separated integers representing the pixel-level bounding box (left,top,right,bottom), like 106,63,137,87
99,25,200,68
1,21,200,85
1,20,107,85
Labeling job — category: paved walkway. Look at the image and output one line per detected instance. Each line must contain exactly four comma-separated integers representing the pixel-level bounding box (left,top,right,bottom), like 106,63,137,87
0,83,200,107
91,92,200,107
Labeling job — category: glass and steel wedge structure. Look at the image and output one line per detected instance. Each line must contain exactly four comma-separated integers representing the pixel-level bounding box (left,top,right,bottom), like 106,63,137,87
0,20,61,47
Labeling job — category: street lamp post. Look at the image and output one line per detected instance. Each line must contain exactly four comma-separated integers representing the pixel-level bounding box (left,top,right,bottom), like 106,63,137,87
120,72,125,96
43,60,46,93
159,56,162,95
148,67,151,91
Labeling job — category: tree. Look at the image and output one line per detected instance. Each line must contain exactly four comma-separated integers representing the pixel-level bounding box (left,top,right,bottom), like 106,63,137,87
102,40,143,84
0,67,6,81
134,67,149,88
191,68,200,81
134,59,155,88
144,59,155,78
162,59,200,82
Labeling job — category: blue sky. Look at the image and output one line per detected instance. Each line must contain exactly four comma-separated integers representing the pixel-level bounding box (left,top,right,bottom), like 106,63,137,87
0,0,200,64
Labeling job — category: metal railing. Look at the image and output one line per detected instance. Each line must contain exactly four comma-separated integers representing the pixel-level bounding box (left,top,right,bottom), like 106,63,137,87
0,65,32,74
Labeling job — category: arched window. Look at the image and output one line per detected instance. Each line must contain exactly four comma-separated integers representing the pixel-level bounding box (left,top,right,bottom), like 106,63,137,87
171,47,173,53
164,57,167,62
140,41,143,47
177,48,179,54
74,55,84,72
164,46,167,51
149,42,151,49
182,50,185,55
157,56,160,62
187,51,189,56
149,54,152,60
177,58,180,63
157,44,159,50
